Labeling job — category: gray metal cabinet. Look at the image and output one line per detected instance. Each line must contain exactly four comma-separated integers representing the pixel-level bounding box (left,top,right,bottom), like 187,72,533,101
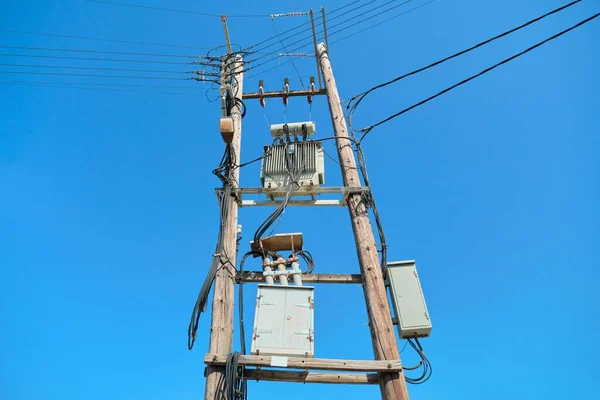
386,260,432,338
251,285,315,357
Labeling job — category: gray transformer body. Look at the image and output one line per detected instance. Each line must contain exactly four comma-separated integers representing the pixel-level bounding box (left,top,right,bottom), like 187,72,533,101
260,141,325,190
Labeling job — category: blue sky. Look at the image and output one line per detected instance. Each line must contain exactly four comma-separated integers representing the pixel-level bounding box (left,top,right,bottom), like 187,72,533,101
1,1,598,399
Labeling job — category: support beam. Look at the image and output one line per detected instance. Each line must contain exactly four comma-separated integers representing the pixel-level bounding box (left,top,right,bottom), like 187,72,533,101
241,199,342,207
318,43,410,400
205,354,402,372
215,186,369,207
204,56,244,400
243,88,326,100
236,272,362,284
228,186,369,195
243,369,379,385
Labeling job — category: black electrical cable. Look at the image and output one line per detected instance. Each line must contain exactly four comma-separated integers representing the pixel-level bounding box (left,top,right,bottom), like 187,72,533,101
271,20,305,88
296,250,315,274
236,138,278,169
0,79,199,90
252,135,309,249
359,10,600,140
243,0,379,65
0,62,196,74
234,98,247,118
244,1,417,80
214,352,247,400
0,70,208,81
308,134,387,274
0,28,213,51
404,338,433,384
330,0,437,45
0,44,195,58
0,80,202,96
87,0,268,18
346,0,582,126
238,251,259,354
0,52,213,66
356,142,388,276
242,0,365,54
245,0,412,72
188,145,236,350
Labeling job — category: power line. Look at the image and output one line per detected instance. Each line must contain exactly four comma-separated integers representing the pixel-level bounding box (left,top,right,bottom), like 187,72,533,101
0,70,202,81
359,11,600,140
0,79,199,90
86,0,269,18
347,0,581,112
0,44,196,58
0,80,202,96
245,0,416,79
244,0,369,55
246,0,414,74
246,0,382,64
0,62,196,74
0,52,197,65
0,29,213,51
330,0,437,45
271,21,305,88
326,0,415,41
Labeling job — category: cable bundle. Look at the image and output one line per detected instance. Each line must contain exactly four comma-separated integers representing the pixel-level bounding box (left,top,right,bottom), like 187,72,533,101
188,146,235,350
403,338,433,384
214,352,247,400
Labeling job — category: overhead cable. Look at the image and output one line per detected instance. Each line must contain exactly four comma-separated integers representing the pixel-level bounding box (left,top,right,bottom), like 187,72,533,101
0,80,202,96
245,0,415,77
246,0,402,66
0,52,206,65
86,0,269,18
0,70,209,81
0,28,212,50
330,0,437,45
244,0,375,58
0,79,199,90
0,62,197,74
243,0,362,51
359,11,600,140
271,21,305,87
347,0,582,116
0,44,196,58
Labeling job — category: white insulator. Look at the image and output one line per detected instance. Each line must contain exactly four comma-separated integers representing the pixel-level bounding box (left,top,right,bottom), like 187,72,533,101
277,258,288,286
291,261,303,286
270,121,316,138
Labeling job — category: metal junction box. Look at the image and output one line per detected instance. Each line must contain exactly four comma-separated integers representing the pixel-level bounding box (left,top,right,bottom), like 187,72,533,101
251,285,315,358
386,260,432,339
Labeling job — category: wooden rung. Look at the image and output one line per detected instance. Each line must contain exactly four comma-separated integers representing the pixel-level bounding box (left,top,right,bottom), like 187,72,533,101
236,272,362,284
204,354,402,372
243,369,379,385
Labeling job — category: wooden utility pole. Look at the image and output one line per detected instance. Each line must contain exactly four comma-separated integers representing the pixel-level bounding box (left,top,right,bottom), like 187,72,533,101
317,43,410,400
204,56,244,400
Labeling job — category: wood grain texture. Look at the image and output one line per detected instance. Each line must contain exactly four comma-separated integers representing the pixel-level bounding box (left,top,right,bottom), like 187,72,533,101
243,369,379,385
204,354,402,372
204,57,244,400
318,43,410,400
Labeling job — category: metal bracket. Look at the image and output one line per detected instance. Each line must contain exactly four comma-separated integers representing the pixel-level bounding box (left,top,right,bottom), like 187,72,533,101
216,186,370,207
